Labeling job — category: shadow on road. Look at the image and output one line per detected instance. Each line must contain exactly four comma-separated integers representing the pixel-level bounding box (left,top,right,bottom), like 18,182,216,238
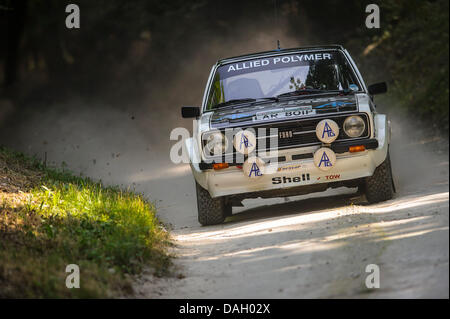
226,190,362,225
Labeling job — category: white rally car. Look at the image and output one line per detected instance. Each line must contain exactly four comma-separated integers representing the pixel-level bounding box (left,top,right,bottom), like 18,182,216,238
182,45,395,226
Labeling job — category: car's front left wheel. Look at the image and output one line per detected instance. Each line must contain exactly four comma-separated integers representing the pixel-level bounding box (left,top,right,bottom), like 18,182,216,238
362,151,395,204
195,181,229,226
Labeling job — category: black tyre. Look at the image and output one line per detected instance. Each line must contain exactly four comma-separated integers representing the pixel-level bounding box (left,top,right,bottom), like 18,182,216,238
195,181,228,226
363,152,395,204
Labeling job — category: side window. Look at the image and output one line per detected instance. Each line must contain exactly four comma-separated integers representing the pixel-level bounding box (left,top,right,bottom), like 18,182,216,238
337,55,360,90
206,73,225,110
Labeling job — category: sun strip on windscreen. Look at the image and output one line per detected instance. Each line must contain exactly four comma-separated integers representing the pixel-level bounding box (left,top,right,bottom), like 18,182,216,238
217,52,335,80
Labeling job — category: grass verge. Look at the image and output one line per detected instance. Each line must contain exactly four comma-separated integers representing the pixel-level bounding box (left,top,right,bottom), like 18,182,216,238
0,146,171,298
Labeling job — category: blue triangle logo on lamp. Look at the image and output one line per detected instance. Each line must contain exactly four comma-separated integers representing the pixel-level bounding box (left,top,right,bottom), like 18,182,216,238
249,162,262,177
322,122,335,138
319,151,332,167
240,134,252,150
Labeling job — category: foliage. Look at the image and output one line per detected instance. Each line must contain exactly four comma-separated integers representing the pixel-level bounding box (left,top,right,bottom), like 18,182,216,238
346,0,449,130
0,146,171,298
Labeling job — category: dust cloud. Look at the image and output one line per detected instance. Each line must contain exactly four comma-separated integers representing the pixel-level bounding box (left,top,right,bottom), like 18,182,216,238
0,21,303,223
381,104,449,197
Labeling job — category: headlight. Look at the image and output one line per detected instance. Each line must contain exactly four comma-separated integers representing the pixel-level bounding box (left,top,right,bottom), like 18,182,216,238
343,116,365,138
203,131,228,156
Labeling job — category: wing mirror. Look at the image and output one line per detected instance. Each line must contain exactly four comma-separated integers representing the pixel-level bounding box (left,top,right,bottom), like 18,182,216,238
368,82,387,95
181,106,200,118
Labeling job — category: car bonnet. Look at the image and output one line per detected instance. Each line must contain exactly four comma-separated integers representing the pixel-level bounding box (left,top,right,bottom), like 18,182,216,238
209,94,358,129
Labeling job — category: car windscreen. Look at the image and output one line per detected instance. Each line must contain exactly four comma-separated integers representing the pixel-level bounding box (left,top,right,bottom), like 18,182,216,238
205,50,361,110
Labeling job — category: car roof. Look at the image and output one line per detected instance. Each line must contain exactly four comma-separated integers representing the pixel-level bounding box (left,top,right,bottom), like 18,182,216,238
217,45,345,65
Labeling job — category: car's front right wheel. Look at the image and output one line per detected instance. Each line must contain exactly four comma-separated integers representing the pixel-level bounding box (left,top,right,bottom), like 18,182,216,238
362,151,395,204
195,181,228,226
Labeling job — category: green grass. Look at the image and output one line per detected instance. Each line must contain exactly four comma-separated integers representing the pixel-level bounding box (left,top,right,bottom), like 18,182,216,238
0,146,171,298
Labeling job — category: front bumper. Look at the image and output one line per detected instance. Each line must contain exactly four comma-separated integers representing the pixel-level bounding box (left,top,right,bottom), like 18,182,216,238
187,114,390,198
205,144,387,198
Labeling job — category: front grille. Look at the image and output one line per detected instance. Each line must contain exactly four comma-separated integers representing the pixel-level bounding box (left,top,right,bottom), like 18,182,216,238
204,113,370,162
251,113,370,152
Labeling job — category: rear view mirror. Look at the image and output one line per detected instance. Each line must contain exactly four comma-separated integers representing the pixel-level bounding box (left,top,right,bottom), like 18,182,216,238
368,82,387,95
181,106,200,118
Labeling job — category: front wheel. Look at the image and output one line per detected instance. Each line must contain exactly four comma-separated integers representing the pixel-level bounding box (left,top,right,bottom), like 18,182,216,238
195,181,228,226
362,151,395,204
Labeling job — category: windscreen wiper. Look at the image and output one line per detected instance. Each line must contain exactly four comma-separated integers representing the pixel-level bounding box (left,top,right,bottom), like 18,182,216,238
213,99,256,110
257,97,279,102
276,88,327,98
213,97,278,110
328,89,355,95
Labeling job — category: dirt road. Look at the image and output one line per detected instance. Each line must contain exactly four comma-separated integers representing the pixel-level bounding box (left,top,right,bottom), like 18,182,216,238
1,102,447,298
134,120,449,298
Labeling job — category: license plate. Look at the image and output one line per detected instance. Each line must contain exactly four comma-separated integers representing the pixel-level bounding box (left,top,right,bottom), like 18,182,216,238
253,106,316,121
